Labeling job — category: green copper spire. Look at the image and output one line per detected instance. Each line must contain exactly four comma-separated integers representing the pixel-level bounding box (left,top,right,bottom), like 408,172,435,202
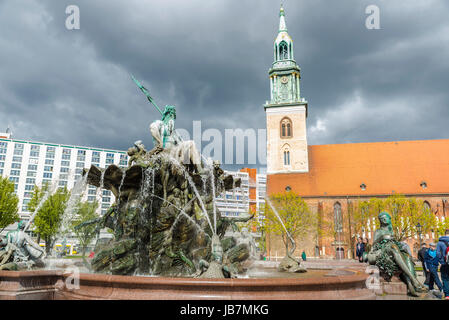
279,4,287,32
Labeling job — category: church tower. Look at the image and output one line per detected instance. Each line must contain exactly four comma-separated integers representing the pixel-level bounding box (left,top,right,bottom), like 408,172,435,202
265,5,309,174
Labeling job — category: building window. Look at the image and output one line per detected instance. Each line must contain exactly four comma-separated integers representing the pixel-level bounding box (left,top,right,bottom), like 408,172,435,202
283,150,290,166
26,178,36,184
27,171,37,177
424,201,431,214
63,148,71,154
10,170,20,176
14,143,24,150
61,160,70,167
279,41,289,60
45,159,54,165
43,172,52,178
14,149,23,156
44,166,53,172
60,167,69,173
280,117,292,138
11,163,21,169
334,202,343,233
0,155,6,161
27,164,37,171
23,192,33,198
62,154,71,160
76,162,84,168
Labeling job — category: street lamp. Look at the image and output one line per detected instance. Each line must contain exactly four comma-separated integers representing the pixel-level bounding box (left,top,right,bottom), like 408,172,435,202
416,222,423,247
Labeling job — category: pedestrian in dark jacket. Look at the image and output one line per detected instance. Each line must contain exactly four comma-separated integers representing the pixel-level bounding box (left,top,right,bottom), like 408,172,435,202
424,243,443,292
436,231,449,299
418,243,430,286
356,237,365,263
363,238,371,253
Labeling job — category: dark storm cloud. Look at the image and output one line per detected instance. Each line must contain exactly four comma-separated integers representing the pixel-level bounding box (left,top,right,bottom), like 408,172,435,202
1,0,449,169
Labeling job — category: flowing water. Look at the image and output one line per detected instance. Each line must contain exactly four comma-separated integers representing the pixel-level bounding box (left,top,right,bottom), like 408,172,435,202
265,197,296,254
56,175,88,240
24,179,59,232
160,154,216,235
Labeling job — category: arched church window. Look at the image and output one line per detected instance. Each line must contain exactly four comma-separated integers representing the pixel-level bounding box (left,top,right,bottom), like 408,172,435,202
283,150,290,166
334,202,343,233
280,118,292,138
424,201,432,214
279,41,288,60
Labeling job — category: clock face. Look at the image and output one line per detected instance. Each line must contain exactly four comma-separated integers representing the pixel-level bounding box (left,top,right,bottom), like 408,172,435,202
281,76,289,84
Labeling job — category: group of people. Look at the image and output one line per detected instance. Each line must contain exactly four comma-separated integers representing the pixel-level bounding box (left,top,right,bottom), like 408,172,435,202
417,230,449,299
355,237,371,262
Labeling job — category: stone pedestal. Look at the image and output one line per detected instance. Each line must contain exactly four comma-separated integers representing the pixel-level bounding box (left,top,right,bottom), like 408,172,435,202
377,276,408,296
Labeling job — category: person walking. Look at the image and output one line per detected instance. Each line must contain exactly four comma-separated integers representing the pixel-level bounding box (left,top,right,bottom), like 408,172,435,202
436,229,449,300
363,238,371,254
418,243,430,287
356,237,365,263
424,243,444,293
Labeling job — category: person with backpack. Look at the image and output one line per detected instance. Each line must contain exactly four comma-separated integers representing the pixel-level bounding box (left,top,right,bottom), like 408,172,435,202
418,243,430,287
436,230,449,300
424,243,443,293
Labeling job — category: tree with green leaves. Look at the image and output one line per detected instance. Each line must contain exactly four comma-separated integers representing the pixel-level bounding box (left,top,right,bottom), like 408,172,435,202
262,191,316,257
28,185,70,254
71,200,99,257
0,176,19,233
351,195,436,242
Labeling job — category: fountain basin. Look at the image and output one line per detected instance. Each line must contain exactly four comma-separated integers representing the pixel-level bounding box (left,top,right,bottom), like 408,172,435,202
0,269,375,300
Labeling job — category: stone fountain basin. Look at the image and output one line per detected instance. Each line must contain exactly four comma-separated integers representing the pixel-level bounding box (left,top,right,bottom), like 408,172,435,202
0,268,375,300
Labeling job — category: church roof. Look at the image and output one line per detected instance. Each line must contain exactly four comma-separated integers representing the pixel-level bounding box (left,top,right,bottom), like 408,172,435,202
267,139,449,197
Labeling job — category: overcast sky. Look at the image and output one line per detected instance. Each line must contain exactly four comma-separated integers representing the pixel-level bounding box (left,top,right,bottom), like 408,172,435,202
1,0,449,171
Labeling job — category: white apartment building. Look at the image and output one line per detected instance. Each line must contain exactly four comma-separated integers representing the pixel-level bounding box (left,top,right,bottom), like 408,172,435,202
256,173,266,224
0,132,128,229
215,171,250,219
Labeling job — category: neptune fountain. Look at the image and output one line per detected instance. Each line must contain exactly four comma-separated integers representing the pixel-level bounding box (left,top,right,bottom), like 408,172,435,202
78,77,254,278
